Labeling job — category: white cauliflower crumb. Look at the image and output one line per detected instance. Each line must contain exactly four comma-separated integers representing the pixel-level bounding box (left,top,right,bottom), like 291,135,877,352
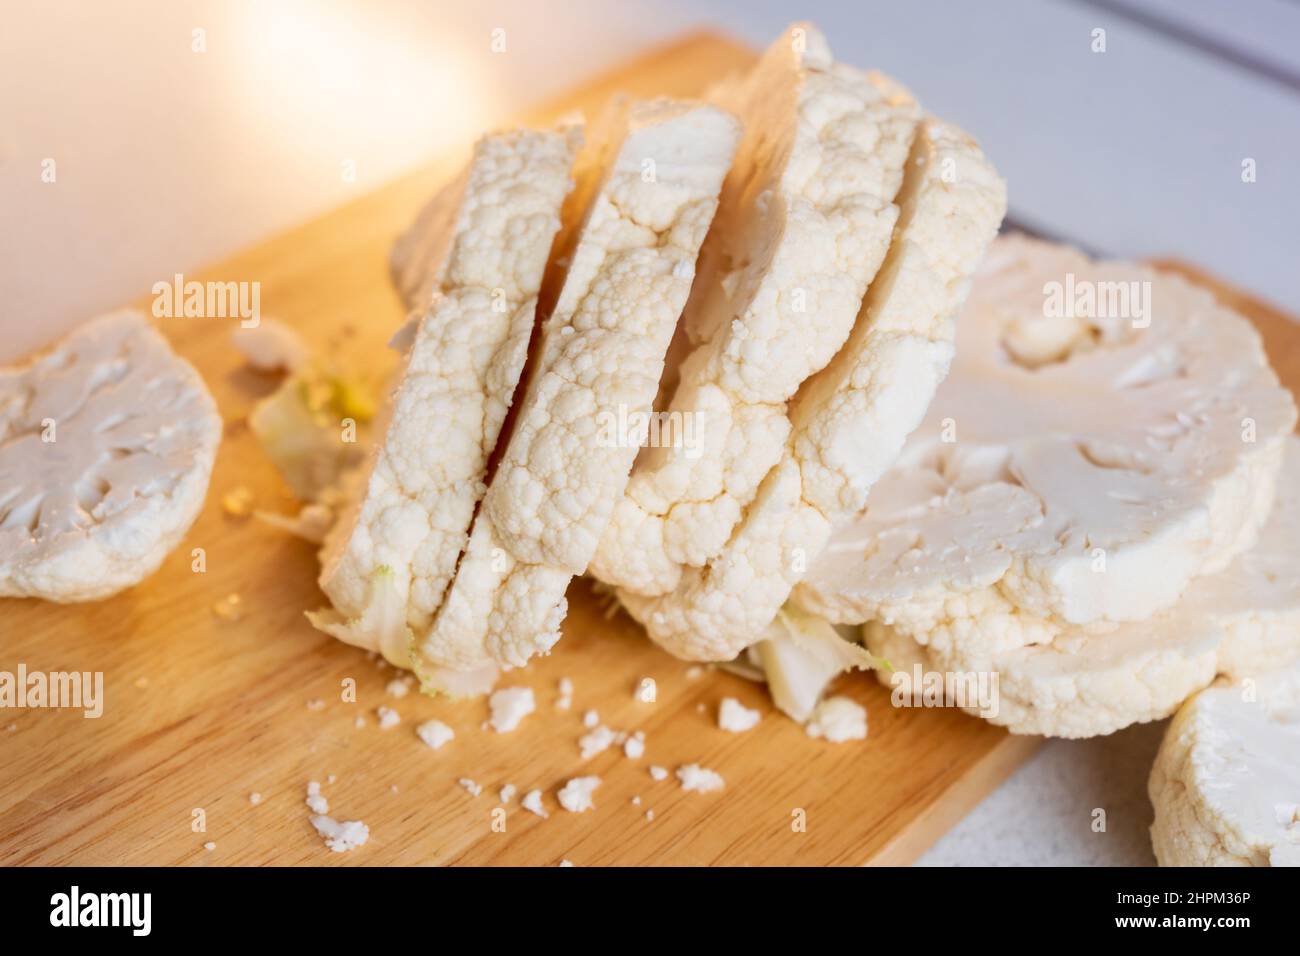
353,715,366,729
556,676,574,710
649,765,668,782
204,841,216,851
522,789,549,819
631,795,641,806
310,815,369,852
559,859,574,867
376,705,401,729
582,708,599,729
499,784,517,804
558,776,601,813
623,731,646,760
685,666,704,680
579,724,618,760
230,318,308,372
248,792,262,806
805,696,867,742
489,687,536,733
305,781,328,814
459,778,482,797
416,719,455,750
645,809,655,822
385,678,410,698
676,764,725,793
718,698,762,733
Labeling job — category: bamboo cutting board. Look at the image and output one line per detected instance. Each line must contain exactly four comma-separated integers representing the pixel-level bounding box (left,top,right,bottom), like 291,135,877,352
2,33,1295,867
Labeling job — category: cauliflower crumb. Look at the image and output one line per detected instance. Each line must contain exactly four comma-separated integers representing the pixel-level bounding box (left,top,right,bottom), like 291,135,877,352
631,795,641,806
579,724,617,759
305,781,328,814
645,809,655,822
204,841,216,851
559,859,574,867
385,678,410,698
718,697,761,733
305,697,324,711
686,666,704,680
248,792,262,806
459,778,482,797
676,764,725,793
376,706,401,729
649,765,668,782
353,715,366,729
521,789,549,819
805,696,867,743
416,719,455,750
582,708,599,728
221,485,254,517
624,731,646,759
499,783,517,804
489,687,536,733
310,815,369,852
556,677,574,710
558,776,601,813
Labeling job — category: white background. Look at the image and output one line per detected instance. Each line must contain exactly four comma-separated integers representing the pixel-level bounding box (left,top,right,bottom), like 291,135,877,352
3,0,1297,864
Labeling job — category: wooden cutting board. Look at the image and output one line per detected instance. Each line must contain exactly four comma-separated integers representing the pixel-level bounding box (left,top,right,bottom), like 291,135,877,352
2,32,1295,867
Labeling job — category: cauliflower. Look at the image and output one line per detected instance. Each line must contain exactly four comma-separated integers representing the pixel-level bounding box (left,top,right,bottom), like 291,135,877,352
312,128,577,669
415,97,740,672
862,436,1300,737
0,311,221,601
1149,661,1300,866
615,112,1006,661
797,236,1297,659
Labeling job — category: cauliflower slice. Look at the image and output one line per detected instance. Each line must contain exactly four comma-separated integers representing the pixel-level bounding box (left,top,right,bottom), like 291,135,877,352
589,22,920,597
1149,661,1300,867
617,116,1006,660
314,128,577,667
796,236,1297,660
864,437,1300,738
416,97,741,671
0,311,221,601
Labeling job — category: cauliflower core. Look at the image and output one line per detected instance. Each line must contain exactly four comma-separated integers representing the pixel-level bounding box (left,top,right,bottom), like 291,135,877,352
416,97,740,672
864,436,1300,738
0,311,221,601
314,128,577,667
1149,661,1300,866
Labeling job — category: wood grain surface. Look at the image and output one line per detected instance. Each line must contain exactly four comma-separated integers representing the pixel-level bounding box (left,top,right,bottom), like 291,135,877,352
1,33,1293,867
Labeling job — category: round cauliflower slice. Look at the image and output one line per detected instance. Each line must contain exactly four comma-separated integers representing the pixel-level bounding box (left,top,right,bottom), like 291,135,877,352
864,436,1300,738
588,22,921,598
0,310,221,601
797,235,1298,660
618,116,1006,661
314,128,577,666
1150,662,1300,866
416,98,741,672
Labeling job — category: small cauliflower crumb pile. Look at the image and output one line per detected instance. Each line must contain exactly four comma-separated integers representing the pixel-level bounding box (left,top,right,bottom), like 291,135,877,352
558,776,601,813
489,687,535,733
676,764,725,793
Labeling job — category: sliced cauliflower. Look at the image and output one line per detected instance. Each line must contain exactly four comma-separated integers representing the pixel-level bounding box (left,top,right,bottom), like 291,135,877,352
1149,662,1300,866
417,97,740,672
617,116,1005,660
589,22,920,598
0,311,221,601
797,235,1297,663
864,436,1300,737
315,128,577,667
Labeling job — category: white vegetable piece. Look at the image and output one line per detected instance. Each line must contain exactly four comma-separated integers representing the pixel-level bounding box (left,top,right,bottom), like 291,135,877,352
229,318,308,372
0,311,221,601
755,606,883,723
804,696,867,742
864,436,1300,737
313,128,578,670
798,235,1297,661
418,97,740,672
1149,662,1300,866
618,115,1005,660
589,22,920,599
